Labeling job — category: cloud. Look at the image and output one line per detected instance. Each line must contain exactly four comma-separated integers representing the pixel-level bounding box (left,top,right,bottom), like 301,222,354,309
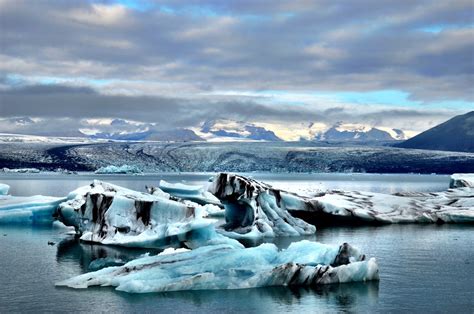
0,0,472,136
0,83,464,135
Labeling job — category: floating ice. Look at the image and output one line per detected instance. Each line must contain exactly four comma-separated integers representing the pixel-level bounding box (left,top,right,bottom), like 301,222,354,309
449,173,474,188
56,240,379,293
0,194,65,224
0,183,9,195
55,180,242,249
208,173,316,240
1,167,40,173
95,165,142,174
158,180,222,206
210,173,474,227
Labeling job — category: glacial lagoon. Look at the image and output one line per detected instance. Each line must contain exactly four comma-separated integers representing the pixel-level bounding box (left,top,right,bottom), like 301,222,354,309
0,173,472,313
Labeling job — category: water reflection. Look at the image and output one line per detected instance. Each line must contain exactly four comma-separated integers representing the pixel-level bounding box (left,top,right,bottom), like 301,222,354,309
56,237,159,272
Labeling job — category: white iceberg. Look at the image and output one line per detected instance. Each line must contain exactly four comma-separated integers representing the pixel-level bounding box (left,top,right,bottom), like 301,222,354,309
0,194,65,224
449,173,474,188
95,165,142,174
0,183,9,195
1,167,40,173
56,240,379,293
55,180,242,249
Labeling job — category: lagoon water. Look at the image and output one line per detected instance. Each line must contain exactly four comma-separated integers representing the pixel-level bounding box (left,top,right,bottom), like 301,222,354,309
0,173,473,313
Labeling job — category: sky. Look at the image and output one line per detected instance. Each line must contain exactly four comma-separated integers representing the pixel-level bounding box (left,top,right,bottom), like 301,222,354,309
0,0,473,140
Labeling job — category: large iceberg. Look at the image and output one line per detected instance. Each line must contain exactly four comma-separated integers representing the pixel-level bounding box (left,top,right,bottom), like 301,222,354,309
209,173,474,227
0,194,65,225
208,173,316,239
56,240,379,293
55,180,242,249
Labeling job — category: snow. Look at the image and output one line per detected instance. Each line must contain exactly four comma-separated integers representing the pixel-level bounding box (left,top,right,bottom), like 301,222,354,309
0,183,9,195
208,173,316,239
56,180,242,249
56,240,379,293
0,194,66,224
95,165,143,174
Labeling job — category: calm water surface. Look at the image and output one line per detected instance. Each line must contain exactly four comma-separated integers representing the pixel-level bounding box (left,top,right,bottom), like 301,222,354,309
0,174,472,313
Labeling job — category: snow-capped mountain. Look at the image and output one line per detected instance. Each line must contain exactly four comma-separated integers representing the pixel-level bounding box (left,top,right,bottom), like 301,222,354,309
312,122,408,142
195,119,282,141
82,119,203,142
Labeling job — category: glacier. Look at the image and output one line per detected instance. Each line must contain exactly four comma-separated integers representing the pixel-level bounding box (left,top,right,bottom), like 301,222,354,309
56,240,379,293
55,180,242,249
208,173,316,239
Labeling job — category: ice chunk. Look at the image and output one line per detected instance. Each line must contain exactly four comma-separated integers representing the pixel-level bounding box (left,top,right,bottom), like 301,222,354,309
56,180,242,249
208,173,316,239
56,240,379,293
0,195,65,224
95,165,142,174
1,167,40,173
449,173,474,188
0,183,9,195
158,180,222,206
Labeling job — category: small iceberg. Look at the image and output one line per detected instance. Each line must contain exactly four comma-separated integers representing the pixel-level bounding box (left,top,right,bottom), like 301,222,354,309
95,165,142,174
56,240,379,293
0,194,66,225
158,180,222,206
0,183,9,195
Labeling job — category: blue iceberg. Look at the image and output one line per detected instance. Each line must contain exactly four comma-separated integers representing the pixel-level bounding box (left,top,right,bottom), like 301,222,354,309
56,240,379,293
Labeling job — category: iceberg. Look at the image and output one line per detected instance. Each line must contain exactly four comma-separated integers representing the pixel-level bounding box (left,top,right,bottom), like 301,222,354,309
95,165,142,174
449,173,474,188
56,240,379,293
1,167,40,173
0,194,65,224
158,180,222,206
208,173,316,239
0,183,9,195
209,173,474,227
55,180,242,249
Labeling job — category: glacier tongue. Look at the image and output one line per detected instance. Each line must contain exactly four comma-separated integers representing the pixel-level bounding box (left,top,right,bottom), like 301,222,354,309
56,180,242,249
208,173,316,239
56,240,379,293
